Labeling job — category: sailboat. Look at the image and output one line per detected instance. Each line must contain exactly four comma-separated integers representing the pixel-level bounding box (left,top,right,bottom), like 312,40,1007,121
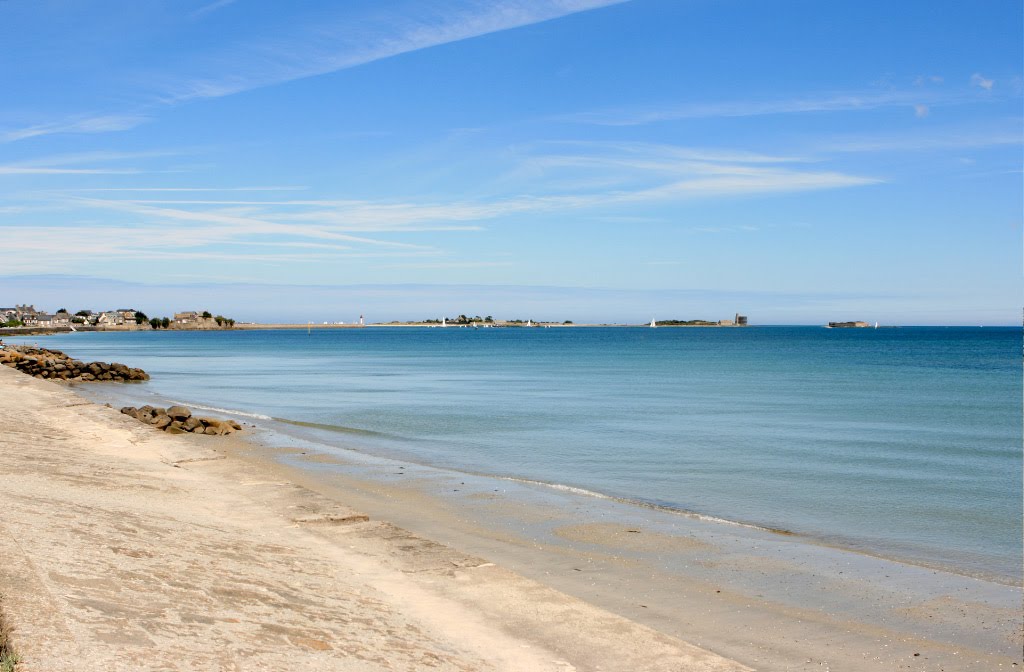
526,320,532,327
650,319,657,328
441,317,447,328
874,321,879,329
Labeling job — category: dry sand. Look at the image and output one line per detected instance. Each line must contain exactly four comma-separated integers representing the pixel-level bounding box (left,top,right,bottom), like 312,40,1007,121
0,365,749,671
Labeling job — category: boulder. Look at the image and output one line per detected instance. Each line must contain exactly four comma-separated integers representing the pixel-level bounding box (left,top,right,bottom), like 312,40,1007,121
153,415,172,429
166,405,192,421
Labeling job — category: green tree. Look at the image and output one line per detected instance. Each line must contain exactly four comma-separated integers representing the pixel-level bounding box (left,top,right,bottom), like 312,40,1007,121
161,317,170,329
149,317,162,329
202,311,212,319
134,311,148,324
75,310,91,317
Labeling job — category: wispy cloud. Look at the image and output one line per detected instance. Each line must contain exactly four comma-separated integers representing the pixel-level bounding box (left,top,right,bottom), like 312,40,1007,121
163,0,628,102
1,114,148,143
562,87,1001,126
819,125,1023,153
914,104,930,118
971,73,994,90
190,0,240,20
501,140,877,198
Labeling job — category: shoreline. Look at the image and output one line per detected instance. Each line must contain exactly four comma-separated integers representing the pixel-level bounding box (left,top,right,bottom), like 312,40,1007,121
56,372,1024,670
0,366,749,671
60,377,1024,588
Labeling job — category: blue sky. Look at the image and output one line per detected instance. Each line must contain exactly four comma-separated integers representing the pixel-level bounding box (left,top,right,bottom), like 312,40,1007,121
1,0,1020,324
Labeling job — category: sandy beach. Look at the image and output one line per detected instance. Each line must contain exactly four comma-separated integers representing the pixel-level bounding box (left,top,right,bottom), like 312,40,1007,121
1,361,1020,671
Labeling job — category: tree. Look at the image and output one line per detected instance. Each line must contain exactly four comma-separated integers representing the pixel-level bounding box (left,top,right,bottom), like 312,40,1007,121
149,317,162,329
75,310,91,317
161,317,170,329
72,316,86,324
202,311,212,319
134,311,147,324
485,316,493,323
3,318,22,327
57,308,68,314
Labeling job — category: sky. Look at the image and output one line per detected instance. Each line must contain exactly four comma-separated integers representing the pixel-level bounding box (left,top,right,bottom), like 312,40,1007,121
0,0,1021,324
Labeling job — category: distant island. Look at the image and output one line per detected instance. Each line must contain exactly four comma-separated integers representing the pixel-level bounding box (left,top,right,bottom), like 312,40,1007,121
826,321,871,328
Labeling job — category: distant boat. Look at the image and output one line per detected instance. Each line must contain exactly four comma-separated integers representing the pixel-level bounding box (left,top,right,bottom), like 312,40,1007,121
874,322,878,329
526,320,532,327
650,319,657,328
442,317,447,328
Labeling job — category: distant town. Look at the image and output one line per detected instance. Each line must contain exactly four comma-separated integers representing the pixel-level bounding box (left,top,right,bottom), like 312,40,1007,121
1,305,235,331
1,304,754,331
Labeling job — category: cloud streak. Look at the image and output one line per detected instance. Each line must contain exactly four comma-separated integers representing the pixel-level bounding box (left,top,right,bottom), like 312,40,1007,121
1,114,148,143
563,88,996,126
163,1,628,102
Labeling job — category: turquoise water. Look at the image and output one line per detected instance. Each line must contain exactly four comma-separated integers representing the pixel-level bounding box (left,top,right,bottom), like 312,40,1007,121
13,326,1021,583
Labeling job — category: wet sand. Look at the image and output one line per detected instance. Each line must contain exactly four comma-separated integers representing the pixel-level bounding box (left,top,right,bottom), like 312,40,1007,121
223,422,1023,671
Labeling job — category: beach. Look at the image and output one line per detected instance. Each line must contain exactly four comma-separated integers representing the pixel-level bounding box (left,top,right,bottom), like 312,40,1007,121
0,364,750,671
1,333,1020,671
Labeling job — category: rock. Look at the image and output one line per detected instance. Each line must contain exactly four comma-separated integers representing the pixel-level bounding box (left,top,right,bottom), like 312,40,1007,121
166,405,192,421
165,426,186,435
183,416,202,432
153,415,172,429
120,406,138,417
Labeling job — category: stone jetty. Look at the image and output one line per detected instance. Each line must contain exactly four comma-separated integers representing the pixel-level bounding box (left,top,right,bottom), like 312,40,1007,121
0,344,149,382
120,405,243,435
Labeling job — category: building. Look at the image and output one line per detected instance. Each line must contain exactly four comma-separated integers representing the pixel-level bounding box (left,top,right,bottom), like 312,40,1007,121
9,304,40,320
735,314,748,326
174,311,200,325
97,311,125,326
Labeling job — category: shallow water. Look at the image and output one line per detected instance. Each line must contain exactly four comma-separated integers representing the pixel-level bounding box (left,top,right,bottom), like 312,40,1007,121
14,325,1021,583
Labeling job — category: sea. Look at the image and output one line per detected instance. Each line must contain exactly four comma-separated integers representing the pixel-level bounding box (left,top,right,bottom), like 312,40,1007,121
10,325,1021,585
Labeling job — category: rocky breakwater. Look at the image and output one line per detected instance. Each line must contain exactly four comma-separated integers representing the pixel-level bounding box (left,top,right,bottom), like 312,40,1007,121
121,405,243,436
0,344,149,382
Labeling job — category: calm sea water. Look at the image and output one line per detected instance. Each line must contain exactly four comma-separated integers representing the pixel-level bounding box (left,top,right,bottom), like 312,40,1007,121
13,326,1021,583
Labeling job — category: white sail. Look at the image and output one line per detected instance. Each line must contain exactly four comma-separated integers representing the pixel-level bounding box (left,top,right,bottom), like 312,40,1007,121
650,319,656,328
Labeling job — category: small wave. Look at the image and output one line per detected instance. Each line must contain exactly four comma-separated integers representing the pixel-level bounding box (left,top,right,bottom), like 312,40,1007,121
273,418,387,437
496,475,793,535
171,401,272,420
